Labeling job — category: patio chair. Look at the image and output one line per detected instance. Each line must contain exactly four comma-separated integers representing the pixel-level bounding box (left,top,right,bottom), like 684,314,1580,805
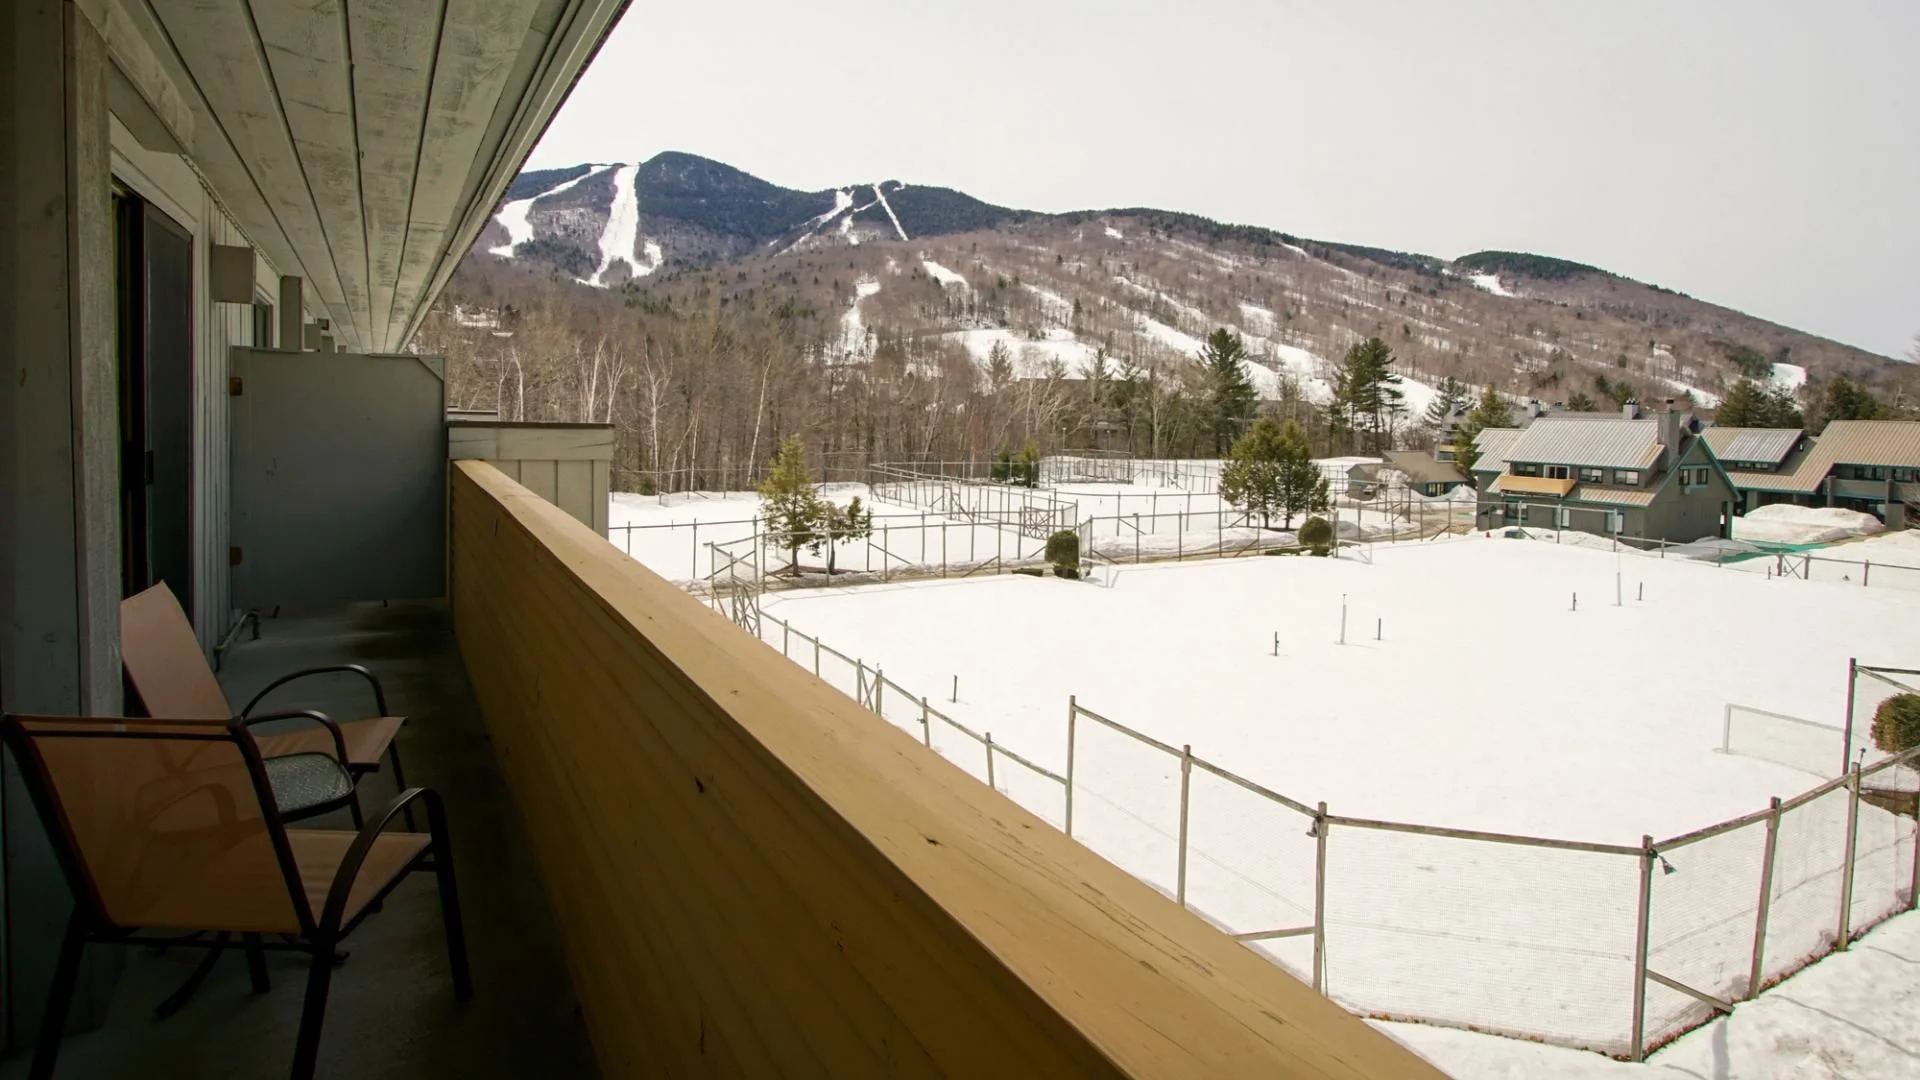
119,583,407,823
2,713,470,1080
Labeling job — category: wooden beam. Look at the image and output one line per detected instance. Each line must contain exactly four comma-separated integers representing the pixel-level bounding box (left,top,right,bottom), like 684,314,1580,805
448,460,1447,1079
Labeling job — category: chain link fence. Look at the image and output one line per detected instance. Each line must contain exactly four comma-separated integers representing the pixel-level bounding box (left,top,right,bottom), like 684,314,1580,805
744,615,1920,1061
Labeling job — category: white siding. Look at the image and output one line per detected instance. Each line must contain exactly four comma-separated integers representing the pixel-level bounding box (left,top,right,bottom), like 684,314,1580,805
111,116,299,653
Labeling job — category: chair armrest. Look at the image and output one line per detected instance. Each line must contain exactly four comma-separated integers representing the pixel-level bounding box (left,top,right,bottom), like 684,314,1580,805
239,664,389,720
316,788,446,936
237,709,351,768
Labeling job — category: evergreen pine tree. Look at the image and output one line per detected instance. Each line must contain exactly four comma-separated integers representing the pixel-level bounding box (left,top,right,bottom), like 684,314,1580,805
1809,375,1881,432
758,435,826,573
1219,416,1289,528
1200,328,1258,455
814,496,873,575
1334,337,1406,453
1451,387,1514,472
1566,390,1599,412
1716,379,1802,428
1275,419,1325,528
1423,375,1468,429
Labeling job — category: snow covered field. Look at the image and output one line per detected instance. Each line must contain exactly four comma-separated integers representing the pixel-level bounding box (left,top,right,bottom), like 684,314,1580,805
609,468,1456,584
750,538,1920,1057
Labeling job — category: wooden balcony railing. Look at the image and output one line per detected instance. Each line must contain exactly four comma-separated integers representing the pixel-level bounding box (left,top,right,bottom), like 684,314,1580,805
448,460,1447,1079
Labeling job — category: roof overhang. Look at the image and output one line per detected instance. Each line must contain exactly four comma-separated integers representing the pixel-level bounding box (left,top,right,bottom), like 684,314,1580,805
102,0,630,353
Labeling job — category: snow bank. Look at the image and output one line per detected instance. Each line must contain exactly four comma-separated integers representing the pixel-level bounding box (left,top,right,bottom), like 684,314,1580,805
1734,505,1885,545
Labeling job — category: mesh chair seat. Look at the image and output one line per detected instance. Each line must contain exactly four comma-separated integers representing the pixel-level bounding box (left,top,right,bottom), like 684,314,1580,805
263,753,356,818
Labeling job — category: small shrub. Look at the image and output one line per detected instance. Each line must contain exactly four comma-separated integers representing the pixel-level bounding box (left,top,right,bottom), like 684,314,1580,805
1298,516,1332,548
1045,529,1080,574
1871,694,1920,754
1052,566,1080,579
1309,544,1330,557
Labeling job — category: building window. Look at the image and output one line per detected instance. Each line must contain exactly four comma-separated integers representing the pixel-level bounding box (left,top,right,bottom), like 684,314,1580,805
1615,470,1640,485
1678,466,1712,488
1579,467,1605,483
1896,468,1916,484
1514,462,1541,477
251,301,273,347
1865,466,1888,481
1546,465,1571,480
1435,448,1456,462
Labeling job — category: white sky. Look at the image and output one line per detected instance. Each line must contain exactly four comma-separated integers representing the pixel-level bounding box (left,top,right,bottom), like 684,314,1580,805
529,0,1920,361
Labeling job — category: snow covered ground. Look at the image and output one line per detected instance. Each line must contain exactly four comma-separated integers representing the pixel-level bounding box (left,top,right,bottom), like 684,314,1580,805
488,164,612,258
1383,908,1920,1078
749,538,1920,1056
1769,362,1809,393
1467,272,1514,297
922,259,969,289
580,164,660,286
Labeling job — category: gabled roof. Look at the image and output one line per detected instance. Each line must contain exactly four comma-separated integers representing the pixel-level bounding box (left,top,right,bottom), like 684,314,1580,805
1470,428,1525,473
1383,450,1468,486
1727,420,1920,494
1502,417,1663,470
1702,427,1802,466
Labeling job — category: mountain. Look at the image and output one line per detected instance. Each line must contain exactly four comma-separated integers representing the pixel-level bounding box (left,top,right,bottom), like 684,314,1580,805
443,152,1912,461
476,151,1031,285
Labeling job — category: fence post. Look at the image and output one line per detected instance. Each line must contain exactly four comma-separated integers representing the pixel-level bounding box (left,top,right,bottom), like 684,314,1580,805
781,619,790,657
813,637,821,677
1065,696,1077,838
1176,744,1193,907
691,520,699,580
1864,559,1871,587
985,733,996,790
1747,797,1782,999
1631,834,1654,1062
875,669,885,718
1912,784,1920,911
941,521,948,578
882,524,890,582
1838,764,1862,950
857,660,868,707
1841,658,1858,779
1312,801,1328,994
920,695,932,747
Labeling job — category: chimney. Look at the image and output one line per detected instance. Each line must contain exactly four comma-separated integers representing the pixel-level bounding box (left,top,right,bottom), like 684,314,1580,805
1622,399,1640,420
1656,399,1685,457
1525,399,1543,420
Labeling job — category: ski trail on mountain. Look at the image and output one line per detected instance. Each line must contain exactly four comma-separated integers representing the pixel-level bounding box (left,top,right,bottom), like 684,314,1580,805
489,164,614,258
582,164,660,287
873,184,909,241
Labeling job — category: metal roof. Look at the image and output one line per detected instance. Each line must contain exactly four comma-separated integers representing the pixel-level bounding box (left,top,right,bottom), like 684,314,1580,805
1569,485,1656,507
1728,421,1920,494
1383,451,1468,486
1502,417,1663,470
1470,428,1525,473
1702,427,1802,465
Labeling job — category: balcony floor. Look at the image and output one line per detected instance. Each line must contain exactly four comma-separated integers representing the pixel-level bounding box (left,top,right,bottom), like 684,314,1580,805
3,602,597,1079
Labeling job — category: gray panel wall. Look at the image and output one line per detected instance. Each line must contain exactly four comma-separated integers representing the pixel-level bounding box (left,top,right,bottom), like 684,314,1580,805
231,349,446,611
448,421,613,536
